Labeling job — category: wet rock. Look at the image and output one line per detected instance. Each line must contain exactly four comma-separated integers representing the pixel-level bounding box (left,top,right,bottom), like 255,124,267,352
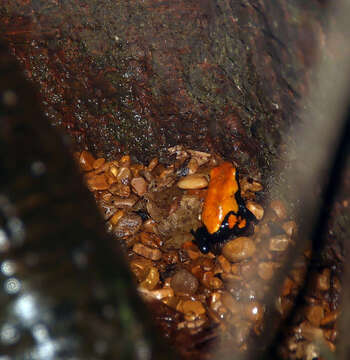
178,300,206,316
113,213,142,237
133,243,162,261
130,257,153,282
117,167,132,184
140,267,160,290
270,200,287,220
244,301,264,322
316,268,331,291
109,210,125,226
79,150,95,171
269,234,290,252
177,174,208,189
112,195,138,208
86,174,109,190
93,157,105,169
222,237,256,262
171,268,199,296
139,287,174,300
305,305,324,327
258,262,276,280
109,183,131,197
131,177,148,196
282,220,298,237
246,201,264,220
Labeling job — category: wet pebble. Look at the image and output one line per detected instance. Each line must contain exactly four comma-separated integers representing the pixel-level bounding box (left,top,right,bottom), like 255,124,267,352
133,243,162,261
140,267,160,290
171,268,199,296
222,237,256,262
305,305,324,327
258,262,277,281
112,195,138,208
131,177,148,196
178,300,206,316
87,174,109,190
93,157,105,169
244,301,264,322
80,150,95,171
112,213,142,237
109,183,131,197
282,220,297,237
269,234,290,252
316,268,331,291
270,200,287,220
177,174,208,190
246,201,264,220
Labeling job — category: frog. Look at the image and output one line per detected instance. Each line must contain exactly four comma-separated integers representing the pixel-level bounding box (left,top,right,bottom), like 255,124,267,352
191,162,256,254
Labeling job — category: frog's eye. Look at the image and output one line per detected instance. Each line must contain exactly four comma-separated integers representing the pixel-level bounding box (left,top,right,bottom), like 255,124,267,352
228,214,237,229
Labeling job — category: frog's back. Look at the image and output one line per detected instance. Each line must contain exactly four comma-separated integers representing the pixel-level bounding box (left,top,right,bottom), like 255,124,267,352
202,162,239,234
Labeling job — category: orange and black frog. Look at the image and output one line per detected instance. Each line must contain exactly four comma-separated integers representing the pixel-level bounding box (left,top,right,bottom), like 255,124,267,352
191,162,256,254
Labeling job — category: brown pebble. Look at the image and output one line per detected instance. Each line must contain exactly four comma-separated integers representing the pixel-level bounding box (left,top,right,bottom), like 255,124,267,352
222,237,256,262
178,300,206,316
92,158,105,170
269,234,290,252
140,267,160,290
246,201,264,220
130,258,153,282
316,268,331,291
177,174,208,190
117,167,132,184
139,232,162,248
240,178,263,193
282,277,295,296
282,220,297,237
202,271,223,290
270,200,287,219
109,210,124,226
187,150,211,166
218,255,231,273
244,301,264,322
86,174,109,191
139,287,174,300
109,165,118,177
133,243,162,261
112,195,138,208
142,219,158,234
119,155,131,167
79,150,95,171
258,262,276,281
131,177,148,196
147,157,158,172
221,292,241,315
113,213,142,237
187,158,199,175
162,250,179,265
305,305,324,327
320,310,339,326
171,268,199,296
109,183,131,198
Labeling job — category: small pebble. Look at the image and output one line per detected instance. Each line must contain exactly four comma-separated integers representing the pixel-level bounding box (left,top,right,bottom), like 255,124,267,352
177,174,208,190
112,195,138,208
282,220,297,237
320,310,339,326
269,234,290,252
316,268,331,291
131,177,148,196
244,301,264,322
113,213,142,237
305,305,324,327
86,174,109,191
258,262,276,281
109,183,131,197
171,268,199,296
270,200,287,220
179,300,206,316
222,237,256,262
117,167,132,184
147,157,158,172
93,157,105,169
109,210,124,226
133,243,162,261
139,287,174,300
140,267,160,290
246,201,264,220
79,150,95,171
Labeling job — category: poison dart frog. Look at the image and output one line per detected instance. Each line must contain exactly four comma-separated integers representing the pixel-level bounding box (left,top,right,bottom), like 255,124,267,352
191,162,255,254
